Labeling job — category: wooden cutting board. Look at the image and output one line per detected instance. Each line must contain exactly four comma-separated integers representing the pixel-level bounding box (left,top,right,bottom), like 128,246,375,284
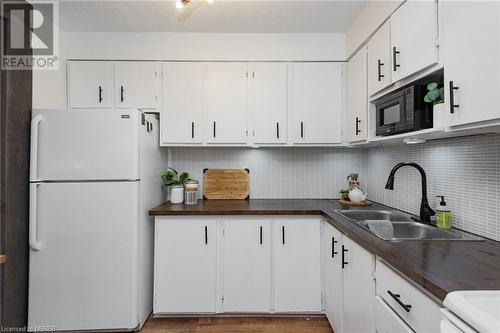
203,169,250,200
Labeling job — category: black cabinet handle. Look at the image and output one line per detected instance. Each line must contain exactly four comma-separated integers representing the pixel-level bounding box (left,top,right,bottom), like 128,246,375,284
276,122,280,139
392,47,400,72
342,245,348,268
377,59,385,81
449,81,459,114
260,226,263,245
191,122,195,139
120,85,124,102
204,226,208,244
282,226,285,245
355,117,361,135
98,86,103,103
213,121,216,138
332,237,338,258
387,290,412,312
300,122,304,138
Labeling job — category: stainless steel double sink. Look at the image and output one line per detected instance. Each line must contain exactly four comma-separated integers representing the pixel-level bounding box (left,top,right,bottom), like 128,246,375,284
335,209,484,241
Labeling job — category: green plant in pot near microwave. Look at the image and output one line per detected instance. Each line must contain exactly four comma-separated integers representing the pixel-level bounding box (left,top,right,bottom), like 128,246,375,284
424,82,444,104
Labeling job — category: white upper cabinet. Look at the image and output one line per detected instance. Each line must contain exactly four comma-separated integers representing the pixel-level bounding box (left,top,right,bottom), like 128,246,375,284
323,222,343,333
114,62,159,109
291,63,343,144
206,62,249,144
68,62,113,108
161,62,205,144
273,218,322,312
346,47,368,143
251,63,287,145
442,1,500,128
367,20,392,96
342,236,375,333
222,220,272,312
390,0,438,82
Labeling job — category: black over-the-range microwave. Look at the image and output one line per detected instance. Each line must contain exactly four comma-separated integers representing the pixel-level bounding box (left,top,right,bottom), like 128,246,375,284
375,85,433,136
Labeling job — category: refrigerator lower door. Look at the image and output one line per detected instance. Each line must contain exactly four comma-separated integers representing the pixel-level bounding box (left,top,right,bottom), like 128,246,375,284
28,182,140,332
30,109,140,182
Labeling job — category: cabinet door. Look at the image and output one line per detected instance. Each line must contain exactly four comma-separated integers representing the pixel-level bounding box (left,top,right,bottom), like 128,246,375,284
206,63,248,144
154,219,217,314
68,61,113,108
367,20,392,96
442,1,500,128
342,236,375,333
390,1,438,82
346,48,367,143
374,296,413,333
222,220,271,312
323,223,343,333
274,219,322,312
161,63,204,144
114,62,159,109
291,63,342,144
252,63,287,144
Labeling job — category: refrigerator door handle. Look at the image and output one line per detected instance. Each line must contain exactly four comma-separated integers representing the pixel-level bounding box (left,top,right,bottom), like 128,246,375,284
30,115,43,181
29,183,41,251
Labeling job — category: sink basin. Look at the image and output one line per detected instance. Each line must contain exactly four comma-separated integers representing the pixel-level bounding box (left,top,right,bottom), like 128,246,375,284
337,209,413,222
444,291,500,333
335,210,484,241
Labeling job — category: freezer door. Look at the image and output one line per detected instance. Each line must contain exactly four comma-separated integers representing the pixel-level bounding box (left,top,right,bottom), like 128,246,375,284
28,182,140,331
30,109,140,181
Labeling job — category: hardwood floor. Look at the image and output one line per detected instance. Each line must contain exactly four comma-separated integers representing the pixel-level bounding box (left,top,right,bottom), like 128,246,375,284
140,316,334,333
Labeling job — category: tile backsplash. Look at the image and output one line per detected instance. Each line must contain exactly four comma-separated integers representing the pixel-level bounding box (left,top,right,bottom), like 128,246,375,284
167,147,366,199
167,133,500,241
365,134,500,241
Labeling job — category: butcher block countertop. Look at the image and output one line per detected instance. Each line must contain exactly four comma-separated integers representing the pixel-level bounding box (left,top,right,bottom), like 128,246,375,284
149,199,500,303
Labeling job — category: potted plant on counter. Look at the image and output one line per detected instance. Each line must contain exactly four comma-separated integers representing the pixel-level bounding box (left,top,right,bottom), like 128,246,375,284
161,168,191,203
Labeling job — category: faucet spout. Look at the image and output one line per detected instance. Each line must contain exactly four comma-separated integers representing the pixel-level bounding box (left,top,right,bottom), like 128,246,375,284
385,162,435,224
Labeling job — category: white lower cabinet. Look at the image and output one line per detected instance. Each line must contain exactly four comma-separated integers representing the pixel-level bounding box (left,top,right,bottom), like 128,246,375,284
154,219,217,314
342,236,375,333
323,222,343,333
374,296,413,333
222,219,272,312
273,218,322,312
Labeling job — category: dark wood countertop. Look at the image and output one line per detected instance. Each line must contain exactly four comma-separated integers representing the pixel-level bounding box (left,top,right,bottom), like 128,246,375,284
149,199,500,303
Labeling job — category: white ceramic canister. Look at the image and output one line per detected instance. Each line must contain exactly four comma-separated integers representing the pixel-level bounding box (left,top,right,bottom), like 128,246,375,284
170,185,185,204
184,180,199,205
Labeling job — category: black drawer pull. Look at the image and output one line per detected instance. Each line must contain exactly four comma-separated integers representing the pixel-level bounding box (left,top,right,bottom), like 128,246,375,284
387,290,412,312
276,122,280,139
449,81,459,114
342,245,348,268
355,117,361,135
204,226,208,244
259,226,263,245
377,59,385,81
120,85,125,102
98,86,103,103
300,122,304,138
213,121,216,138
282,226,285,245
332,237,338,258
191,122,195,139
392,47,400,72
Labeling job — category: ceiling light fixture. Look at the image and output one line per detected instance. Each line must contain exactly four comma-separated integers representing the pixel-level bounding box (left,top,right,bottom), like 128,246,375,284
176,0,213,9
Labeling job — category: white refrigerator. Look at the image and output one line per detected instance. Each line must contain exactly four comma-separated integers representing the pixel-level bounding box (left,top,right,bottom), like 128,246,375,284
28,109,164,331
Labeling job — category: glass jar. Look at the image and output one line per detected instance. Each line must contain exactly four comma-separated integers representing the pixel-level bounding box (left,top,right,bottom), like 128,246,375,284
184,180,199,205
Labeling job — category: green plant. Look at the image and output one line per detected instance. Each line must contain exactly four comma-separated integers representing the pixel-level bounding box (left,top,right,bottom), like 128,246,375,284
161,168,192,186
340,188,350,194
424,82,444,105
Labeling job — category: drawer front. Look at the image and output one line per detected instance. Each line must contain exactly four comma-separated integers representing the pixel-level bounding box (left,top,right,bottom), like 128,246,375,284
374,296,413,333
376,259,442,332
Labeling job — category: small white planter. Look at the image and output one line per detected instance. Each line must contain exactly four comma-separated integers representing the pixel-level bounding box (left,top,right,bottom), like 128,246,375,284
433,103,446,128
170,185,184,204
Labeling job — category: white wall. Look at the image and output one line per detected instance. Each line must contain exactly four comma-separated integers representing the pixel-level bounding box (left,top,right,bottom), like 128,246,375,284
345,0,402,58
33,32,346,109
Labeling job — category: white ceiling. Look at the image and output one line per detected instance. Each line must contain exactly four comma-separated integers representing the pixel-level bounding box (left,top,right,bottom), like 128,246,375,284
59,0,367,33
